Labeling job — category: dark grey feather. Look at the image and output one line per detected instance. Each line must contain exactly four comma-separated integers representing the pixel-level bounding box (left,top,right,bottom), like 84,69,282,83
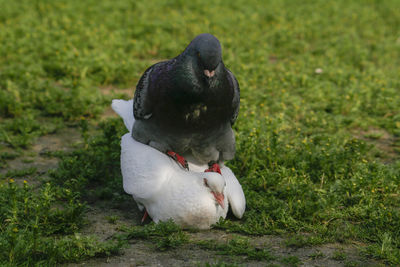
131,33,240,164
134,62,161,120
226,68,240,125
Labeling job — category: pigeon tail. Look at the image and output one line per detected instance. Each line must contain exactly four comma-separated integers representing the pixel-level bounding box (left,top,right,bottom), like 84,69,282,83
111,99,135,131
220,164,246,218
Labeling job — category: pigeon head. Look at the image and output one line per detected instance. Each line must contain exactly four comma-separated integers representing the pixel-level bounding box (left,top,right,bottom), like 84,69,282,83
203,173,226,209
186,33,222,78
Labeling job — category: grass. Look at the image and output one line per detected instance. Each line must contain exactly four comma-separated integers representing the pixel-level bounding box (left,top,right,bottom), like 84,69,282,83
284,234,325,248
280,255,301,267
198,236,275,261
332,249,347,261
120,220,189,251
0,0,400,265
0,180,122,265
0,167,37,180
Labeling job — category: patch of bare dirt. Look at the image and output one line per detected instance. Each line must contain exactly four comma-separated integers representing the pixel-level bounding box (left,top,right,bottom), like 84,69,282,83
1,127,82,185
99,86,133,120
1,119,384,267
67,226,378,267
64,199,379,267
353,127,399,163
99,86,132,97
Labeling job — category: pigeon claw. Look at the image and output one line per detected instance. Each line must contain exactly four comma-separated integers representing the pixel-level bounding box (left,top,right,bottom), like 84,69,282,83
205,162,221,175
167,151,189,170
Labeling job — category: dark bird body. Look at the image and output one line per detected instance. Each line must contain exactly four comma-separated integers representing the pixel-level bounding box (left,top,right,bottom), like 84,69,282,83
132,33,240,165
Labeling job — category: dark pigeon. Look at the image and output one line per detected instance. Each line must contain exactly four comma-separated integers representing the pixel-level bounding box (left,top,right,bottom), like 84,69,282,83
132,33,240,168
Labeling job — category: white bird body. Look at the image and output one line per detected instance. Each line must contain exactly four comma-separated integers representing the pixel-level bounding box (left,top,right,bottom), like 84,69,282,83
112,99,245,229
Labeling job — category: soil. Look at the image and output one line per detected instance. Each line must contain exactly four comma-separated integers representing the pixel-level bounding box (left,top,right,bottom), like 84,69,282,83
0,123,384,267
0,127,82,186
64,198,380,267
68,207,379,267
352,127,399,163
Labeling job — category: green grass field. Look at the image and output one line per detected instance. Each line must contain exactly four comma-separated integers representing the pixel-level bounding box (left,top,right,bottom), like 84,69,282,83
1,0,399,265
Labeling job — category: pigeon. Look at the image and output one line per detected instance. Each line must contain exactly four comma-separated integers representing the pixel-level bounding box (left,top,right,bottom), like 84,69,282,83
131,33,240,170
112,99,246,229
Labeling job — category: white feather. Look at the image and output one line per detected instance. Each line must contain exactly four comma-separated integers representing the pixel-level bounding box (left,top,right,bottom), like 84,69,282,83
220,164,246,218
111,99,135,131
112,99,246,229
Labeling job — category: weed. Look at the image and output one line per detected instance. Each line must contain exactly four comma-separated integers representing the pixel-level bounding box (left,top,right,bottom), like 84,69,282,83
121,220,188,251
362,232,400,265
331,249,347,261
1,167,37,179
106,215,119,224
205,262,242,267
0,152,19,160
308,250,324,260
364,132,384,140
280,255,301,267
21,158,34,164
198,236,275,261
284,235,325,248
0,152,19,167
1,0,400,265
49,118,126,201
344,261,361,267
0,180,122,265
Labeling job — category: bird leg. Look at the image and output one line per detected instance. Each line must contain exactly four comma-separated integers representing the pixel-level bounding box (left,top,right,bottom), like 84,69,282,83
205,161,221,175
141,210,149,223
166,151,189,170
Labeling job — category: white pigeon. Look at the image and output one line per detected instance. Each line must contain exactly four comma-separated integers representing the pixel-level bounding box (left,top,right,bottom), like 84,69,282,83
112,99,246,229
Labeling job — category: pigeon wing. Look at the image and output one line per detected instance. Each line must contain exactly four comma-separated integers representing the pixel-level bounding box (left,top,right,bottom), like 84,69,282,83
121,133,170,200
220,164,246,218
226,68,240,125
133,61,168,120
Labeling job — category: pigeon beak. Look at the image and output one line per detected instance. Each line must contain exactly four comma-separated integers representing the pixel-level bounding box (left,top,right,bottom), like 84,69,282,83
204,69,215,78
212,192,225,209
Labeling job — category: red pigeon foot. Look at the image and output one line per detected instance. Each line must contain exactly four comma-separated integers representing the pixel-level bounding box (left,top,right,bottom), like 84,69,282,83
205,162,221,175
141,210,149,223
166,151,189,170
